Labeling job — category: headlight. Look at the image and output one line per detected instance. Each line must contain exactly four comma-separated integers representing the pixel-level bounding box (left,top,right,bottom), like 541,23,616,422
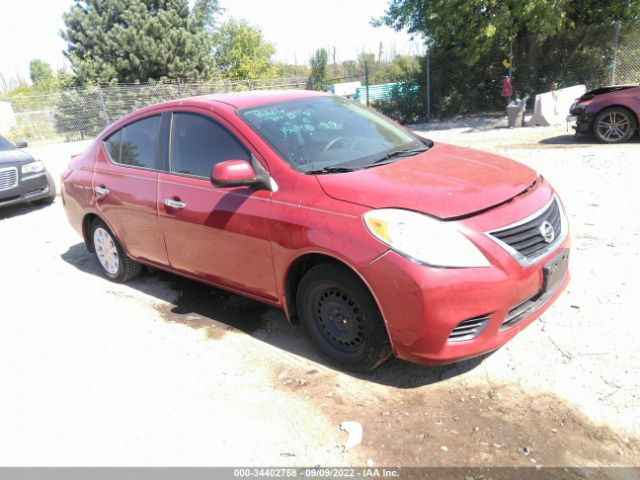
21,160,45,175
364,209,490,268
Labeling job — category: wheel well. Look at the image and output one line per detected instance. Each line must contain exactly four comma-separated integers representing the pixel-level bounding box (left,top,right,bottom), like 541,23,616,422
82,213,99,252
285,253,357,323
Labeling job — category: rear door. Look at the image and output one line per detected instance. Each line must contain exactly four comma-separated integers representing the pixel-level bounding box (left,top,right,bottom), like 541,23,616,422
93,114,168,265
156,109,277,300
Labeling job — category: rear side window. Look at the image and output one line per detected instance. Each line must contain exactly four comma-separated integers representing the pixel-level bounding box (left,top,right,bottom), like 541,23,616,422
104,115,160,169
170,113,250,178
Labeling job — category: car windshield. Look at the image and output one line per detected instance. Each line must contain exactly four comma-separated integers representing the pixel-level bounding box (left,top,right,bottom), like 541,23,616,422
239,96,428,173
0,135,17,151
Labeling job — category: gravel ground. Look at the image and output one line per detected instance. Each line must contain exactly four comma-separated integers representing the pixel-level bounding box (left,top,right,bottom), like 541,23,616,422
1,119,639,467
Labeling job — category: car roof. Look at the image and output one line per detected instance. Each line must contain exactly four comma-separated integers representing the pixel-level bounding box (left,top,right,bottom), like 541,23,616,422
103,90,333,136
196,89,331,109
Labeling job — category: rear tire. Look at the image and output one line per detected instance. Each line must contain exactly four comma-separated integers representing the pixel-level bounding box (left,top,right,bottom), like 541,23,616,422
593,107,637,143
296,263,392,372
90,219,141,283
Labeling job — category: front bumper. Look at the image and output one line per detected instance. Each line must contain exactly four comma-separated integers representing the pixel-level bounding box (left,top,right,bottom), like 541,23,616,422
358,191,571,366
0,170,55,208
569,108,593,135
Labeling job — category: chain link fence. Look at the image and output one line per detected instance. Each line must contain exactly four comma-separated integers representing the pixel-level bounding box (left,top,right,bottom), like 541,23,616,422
613,25,640,85
1,76,309,144
375,22,640,123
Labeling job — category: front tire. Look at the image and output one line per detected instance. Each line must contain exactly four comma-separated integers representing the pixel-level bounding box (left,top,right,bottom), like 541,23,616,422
593,107,637,143
296,263,392,371
90,219,141,283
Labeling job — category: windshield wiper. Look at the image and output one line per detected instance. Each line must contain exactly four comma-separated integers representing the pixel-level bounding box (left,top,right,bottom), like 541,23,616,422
305,166,355,175
364,146,429,168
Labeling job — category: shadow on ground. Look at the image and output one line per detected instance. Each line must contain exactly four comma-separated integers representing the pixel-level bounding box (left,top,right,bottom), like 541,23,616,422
539,134,640,145
0,198,56,220
61,242,486,388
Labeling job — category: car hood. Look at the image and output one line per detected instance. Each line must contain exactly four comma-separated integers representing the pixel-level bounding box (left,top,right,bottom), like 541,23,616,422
0,148,33,165
315,143,538,219
579,84,639,100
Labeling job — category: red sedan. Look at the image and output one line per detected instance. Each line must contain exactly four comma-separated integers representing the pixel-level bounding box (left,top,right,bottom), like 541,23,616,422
61,90,570,371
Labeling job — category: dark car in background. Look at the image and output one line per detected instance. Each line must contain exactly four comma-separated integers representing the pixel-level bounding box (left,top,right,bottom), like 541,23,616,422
570,84,640,143
0,135,56,209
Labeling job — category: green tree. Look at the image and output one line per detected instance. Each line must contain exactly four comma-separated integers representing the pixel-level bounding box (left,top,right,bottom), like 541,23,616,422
358,52,388,84
212,18,276,80
193,0,223,33
376,1,566,65
341,60,358,77
273,63,310,78
29,60,55,87
376,1,639,64
307,48,328,90
61,0,217,83
388,55,418,81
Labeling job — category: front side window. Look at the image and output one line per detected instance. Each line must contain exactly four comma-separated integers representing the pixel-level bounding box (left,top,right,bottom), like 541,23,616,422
170,113,250,178
239,96,427,173
104,115,160,169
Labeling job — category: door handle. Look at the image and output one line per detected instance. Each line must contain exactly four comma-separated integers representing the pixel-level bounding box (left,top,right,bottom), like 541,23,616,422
94,186,110,197
164,198,186,209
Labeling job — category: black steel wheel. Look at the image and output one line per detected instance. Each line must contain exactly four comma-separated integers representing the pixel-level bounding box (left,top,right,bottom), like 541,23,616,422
297,263,392,371
593,107,637,144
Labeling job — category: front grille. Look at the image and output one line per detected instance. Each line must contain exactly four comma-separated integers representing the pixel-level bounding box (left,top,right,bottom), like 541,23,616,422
448,315,490,342
488,197,563,265
0,167,18,191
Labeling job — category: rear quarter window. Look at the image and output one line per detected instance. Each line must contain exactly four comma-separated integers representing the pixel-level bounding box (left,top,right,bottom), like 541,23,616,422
104,130,122,162
103,115,161,169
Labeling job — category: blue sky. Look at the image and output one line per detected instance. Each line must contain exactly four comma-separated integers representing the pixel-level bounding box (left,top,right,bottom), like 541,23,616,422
0,0,421,83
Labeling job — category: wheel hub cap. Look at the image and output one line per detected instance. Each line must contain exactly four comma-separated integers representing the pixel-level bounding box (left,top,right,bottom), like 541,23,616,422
94,227,119,275
597,112,629,141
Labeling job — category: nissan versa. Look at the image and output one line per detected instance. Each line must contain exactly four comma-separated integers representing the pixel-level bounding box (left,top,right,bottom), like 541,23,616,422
61,91,570,371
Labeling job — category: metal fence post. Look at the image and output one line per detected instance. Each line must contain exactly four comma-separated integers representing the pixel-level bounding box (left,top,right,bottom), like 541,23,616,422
425,43,431,122
364,62,370,107
611,20,621,84
97,85,110,127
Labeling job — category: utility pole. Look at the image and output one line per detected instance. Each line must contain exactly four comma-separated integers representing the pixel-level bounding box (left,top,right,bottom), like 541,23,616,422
508,39,513,82
364,62,370,107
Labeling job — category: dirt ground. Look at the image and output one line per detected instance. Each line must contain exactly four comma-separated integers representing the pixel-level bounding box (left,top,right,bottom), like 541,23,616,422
1,118,639,467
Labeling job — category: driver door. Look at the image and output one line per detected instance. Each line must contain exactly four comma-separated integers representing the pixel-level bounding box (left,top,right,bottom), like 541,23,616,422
157,110,277,301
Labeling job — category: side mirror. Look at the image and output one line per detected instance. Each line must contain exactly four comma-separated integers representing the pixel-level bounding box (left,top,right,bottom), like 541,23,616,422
15,140,28,148
211,160,257,188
